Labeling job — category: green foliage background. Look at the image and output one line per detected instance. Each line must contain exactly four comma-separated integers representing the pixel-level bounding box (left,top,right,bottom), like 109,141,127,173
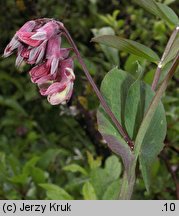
0,0,178,200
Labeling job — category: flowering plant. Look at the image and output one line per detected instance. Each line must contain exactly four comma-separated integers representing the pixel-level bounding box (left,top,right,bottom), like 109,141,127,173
3,0,179,200
4,19,74,105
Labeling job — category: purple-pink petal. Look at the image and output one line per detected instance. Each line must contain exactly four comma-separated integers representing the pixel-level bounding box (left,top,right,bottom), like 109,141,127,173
47,82,74,105
3,19,76,105
17,32,42,47
32,21,59,41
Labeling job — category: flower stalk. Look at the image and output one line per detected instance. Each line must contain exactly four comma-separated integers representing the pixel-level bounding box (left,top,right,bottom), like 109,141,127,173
3,17,134,149
62,25,134,150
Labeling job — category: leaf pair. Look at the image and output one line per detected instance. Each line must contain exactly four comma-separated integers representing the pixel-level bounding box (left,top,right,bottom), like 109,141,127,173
97,68,167,190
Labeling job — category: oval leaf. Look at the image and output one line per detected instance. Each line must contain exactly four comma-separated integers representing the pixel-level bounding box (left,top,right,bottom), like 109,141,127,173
97,68,135,177
97,68,167,191
105,155,122,180
90,155,122,199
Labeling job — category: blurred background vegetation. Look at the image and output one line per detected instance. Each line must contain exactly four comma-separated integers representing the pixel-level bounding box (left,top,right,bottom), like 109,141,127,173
0,0,178,200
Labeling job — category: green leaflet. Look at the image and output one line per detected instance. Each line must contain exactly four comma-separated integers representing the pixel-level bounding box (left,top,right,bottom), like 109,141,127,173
102,180,120,200
39,183,73,200
82,181,97,200
97,68,135,177
92,35,159,63
63,164,88,176
90,155,122,199
134,0,179,26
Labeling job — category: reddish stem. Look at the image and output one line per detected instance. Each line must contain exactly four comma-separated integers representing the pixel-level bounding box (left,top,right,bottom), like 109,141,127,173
152,26,179,91
61,25,134,150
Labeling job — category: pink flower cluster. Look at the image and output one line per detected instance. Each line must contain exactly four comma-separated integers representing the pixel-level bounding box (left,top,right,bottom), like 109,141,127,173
4,19,75,105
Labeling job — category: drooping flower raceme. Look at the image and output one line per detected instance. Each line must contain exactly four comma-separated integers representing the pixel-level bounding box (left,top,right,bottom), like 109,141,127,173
3,19,75,105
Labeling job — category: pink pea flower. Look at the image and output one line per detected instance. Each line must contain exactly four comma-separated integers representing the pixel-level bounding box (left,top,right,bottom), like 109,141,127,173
17,21,59,47
47,81,74,105
36,57,75,104
21,40,47,64
42,63,75,105
3,18,76,105
28,57,73,85
29,61,52,84
15,40,47,67
59,58,74,79
15,45,24,67
46,36,71,74
3,20,36,57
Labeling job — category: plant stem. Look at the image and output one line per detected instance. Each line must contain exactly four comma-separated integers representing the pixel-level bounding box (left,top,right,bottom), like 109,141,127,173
135,52,179,158
62,26,134,150
152,26,179,91
119,52,179,200
119,163,136,200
